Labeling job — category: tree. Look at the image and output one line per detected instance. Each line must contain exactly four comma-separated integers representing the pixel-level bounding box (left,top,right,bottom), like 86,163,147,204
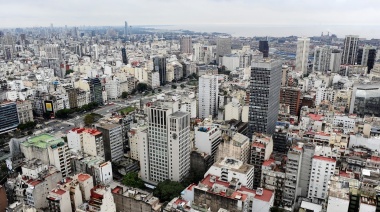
65,69,74,75
171,84,177,89
84,114,95,126
136,83,148,93
153,180,185,202
122,172,145,189
180,84,185,89
130,89,137,95
270,207,286,212
122,92,128,99
158,89,162,92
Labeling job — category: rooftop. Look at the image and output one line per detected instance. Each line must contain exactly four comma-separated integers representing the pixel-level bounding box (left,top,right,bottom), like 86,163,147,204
22,133,64,149
214,158,254,174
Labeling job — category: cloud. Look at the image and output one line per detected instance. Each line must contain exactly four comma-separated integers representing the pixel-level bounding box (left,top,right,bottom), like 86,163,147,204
0,0,379,28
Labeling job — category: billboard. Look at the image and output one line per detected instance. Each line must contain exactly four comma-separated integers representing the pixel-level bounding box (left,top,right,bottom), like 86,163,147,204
45,101,53,112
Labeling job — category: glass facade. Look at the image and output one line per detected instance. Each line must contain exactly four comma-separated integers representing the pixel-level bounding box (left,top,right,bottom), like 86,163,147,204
352,86,380,117
0,102,19,133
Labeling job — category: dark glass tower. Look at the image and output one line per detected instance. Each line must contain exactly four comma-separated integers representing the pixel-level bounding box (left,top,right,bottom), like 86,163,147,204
357,47,377,73
153,56,167,86
89,78,103,105
121,48,128,65
248,59,282,138
259,40,269,58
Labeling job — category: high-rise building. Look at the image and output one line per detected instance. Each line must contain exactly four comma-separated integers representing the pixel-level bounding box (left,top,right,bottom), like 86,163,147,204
308,156,336,204
180,35,192,54
216,132,250,164
124,21,128,38
0,102,19,134
295,37,310,75
357,46,377,73
16,100,34,124
216,36,231,62
67,128,104,158
153,56,167,86
198,74,219,118
313,46,332,72
349,83,380,117
299,143,315,197
121,47,128,64
272,126,289,154
250,133,273,189
140,105,190,183
88,78,103,105
341,35,359,65
96,123,124,162
283,147,303,210
330,49,342,73
259,40,269,57
280,87,301,116
248,59,282,137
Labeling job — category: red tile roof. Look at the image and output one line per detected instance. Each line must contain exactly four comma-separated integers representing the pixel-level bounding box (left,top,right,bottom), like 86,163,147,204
262,159,275,167
253,189,273,202
78,173,91,182
252,142,265,148
309,114,324,121
52,189,66,195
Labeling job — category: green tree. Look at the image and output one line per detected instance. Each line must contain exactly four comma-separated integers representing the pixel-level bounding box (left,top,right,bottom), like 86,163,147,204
180,84,185,89
122,92,128,99
171,84,177,89
122,172,145,189
153,180,185,202
158,89,162,92
65,69,74,75
130,89,137,95
136,83,148,92
84,114,95,126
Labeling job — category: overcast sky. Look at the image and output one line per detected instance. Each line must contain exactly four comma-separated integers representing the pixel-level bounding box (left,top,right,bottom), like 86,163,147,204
0,0,379,28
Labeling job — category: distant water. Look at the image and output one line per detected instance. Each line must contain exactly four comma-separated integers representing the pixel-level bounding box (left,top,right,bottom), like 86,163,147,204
150,24,380,39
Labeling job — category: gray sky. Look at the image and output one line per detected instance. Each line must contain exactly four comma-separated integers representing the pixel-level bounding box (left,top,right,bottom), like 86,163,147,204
0,0,379,28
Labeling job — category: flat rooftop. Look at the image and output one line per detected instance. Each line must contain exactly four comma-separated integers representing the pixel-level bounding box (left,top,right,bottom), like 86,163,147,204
22,133,63,149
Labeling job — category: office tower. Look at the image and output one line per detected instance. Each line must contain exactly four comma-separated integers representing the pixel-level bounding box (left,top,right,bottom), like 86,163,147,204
330,49,342,73
88,78,103,105
198,74,219,118
295,37,310,75
141,105,190,183
280,87,301,116
248,59,282,137
96,123,124,162
194,124,222,163
124,21,128,38
313,46,332,72
73,27,79,38
357,46,377,73
250,133,273,189
259,40,269,57
341,35,359,65
180,35,192,54
2,33,14,60
349,83,380,117
153,56,167,86
20,134,72,177
92,44,99,60
0,102,19,134
121,47,128,64
308,156,336,204
216,36,232,62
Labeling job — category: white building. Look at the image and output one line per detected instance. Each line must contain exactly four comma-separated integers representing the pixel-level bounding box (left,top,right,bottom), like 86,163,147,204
224,100,242,121
128,127,147,161
180,97,197,118
222,54,240,71
141,105,190,183
333,114,356,134
46,188,72,212
148,71,160,89
342,35,359,65
308,156,336,204
194,124,221,163
295,37,310,75
67,128,104,158
198,74,219,118
105,78,121,100
205,157,254,189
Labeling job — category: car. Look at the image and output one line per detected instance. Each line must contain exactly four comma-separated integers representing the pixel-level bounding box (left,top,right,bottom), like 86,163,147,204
50,131,55,133
60,127,64,129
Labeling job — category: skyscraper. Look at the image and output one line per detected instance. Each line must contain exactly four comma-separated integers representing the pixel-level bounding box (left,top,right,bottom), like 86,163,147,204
248,59,282,138
180,35,192,54
198,74,219,119
357,46,377,73
341,35,359,65
141,105,190,183
295,37,310,75
216,36,232,63
313,46,332,72
330,49,342,73
153,56,167,86
88,78,103,105
0,102,19,134
259,40,269,58
121,48,128,64
124,21,128,38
